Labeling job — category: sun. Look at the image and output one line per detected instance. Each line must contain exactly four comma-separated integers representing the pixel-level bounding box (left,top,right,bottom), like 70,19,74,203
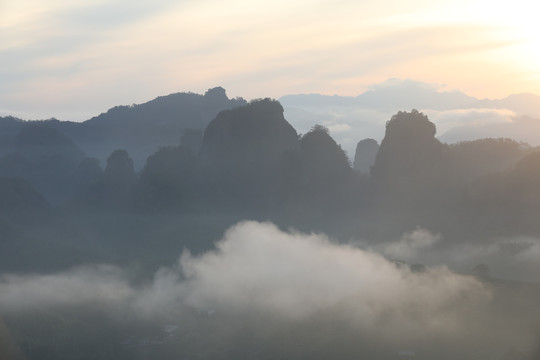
482,5,540,91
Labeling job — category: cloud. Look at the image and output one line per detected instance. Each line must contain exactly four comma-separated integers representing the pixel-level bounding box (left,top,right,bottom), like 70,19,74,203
173,222,493,341
425,108,516,136
0,223,483,321
0,265,133,312
365,228,540,283
369,78,440,91
326,123,352,133
1,221,539,356
376,227,441,261
0,222,487,331
436,113,540,146
440,237,540,282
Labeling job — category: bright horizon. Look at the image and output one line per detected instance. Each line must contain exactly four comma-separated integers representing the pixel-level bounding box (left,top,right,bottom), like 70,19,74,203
1,0,539,121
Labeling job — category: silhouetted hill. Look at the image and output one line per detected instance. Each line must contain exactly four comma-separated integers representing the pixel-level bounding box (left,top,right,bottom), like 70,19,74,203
4,87,540,273
353,138,379,173
446,138,531,185
56,87,246,168
74,149,137,210
461,150,540,238
278,125,361,228
372,110,447,212
0,116,25,152
13,122,85,163
200,98,298,211
135,145,198,211
0,177,50,236
201,99,298,165
280,79,540,157
0,88,247,170
0,123,87,203
297,125,351,181
279,79,479,157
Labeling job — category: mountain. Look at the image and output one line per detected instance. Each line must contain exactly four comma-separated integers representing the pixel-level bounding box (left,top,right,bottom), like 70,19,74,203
0,87,246,169
353,138,379,173
12,122,85,163
280,79,540,157
280,79,477,112
0,123,87,204
469,93,540,117
0,177,51,240
200,98,298,211
355,79,477,111
372,110,446,211
201,98,298,167
54,87,247,168
438,115,540,145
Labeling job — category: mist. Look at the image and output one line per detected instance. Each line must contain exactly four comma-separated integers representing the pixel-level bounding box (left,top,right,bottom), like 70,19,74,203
0,265,132,312
366,227,540,283
1,221,538,359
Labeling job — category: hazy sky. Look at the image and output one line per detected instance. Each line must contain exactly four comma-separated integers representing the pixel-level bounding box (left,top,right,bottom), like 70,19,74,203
1,0,539,120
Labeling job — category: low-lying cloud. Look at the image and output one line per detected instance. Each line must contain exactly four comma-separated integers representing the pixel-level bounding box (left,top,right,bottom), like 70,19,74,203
440,236,540,282
428,108,516,130
0,222,485,321
1,221,538,358
433,109,540,145
375,227,441,261
0,265,133,311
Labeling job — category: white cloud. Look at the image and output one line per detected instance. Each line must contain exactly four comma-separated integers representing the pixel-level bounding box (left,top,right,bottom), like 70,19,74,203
2,221,538,354
441,237,540,282
376,227,441,261
0,222,485,329
426,108,516,135
0,265,133,311
326,123,352,133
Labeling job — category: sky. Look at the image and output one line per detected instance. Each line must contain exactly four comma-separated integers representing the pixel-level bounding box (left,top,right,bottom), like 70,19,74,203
1,0,539,121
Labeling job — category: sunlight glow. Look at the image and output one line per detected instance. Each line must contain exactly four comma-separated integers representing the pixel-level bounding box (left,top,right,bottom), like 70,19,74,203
1,0,540,119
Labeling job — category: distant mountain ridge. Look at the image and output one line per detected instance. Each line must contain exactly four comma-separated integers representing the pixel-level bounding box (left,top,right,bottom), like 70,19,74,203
468,93,540,117
2,80,540,168
280,80,540,114
279,79,540,156
0,87,246,168
281,80,477,111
